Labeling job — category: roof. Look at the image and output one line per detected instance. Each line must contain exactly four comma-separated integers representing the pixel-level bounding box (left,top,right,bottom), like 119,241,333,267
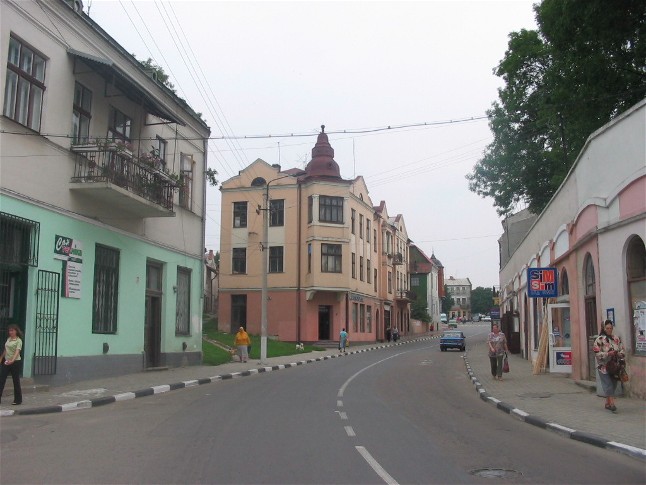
445,277,471,286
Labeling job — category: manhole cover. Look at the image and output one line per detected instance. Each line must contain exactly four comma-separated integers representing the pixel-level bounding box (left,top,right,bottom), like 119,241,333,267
518,392,553,399
471,468,522,479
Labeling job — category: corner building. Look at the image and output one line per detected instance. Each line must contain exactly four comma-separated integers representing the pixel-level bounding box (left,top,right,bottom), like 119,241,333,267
219,128,410,344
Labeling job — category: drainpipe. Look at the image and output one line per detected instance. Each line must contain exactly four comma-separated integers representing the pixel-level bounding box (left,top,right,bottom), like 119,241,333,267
296,181,302,344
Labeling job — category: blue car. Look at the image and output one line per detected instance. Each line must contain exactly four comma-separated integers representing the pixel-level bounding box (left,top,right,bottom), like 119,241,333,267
440,330,466,352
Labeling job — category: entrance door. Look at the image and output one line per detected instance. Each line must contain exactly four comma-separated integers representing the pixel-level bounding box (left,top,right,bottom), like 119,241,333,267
318,305,331,340
33,270,60,375
231,295,247,333
0,267,27,345
548,303,572,373
585,296,597,380
144,262,163,368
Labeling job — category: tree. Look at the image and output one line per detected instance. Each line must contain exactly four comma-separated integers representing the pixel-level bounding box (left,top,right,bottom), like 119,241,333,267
441,286,454,314
411,299,431,324
139,58,176,92
467,0,646,216
471,287,494,315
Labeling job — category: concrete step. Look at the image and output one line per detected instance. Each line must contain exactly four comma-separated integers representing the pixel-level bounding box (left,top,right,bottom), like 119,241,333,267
145,366,169,372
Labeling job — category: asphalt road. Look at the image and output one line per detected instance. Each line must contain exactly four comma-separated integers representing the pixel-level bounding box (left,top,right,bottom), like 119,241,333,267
1,327,644,484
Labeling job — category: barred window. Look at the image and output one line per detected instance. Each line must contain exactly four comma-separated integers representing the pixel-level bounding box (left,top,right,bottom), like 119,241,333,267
93,245,120,334
3,36,46,132
232,248,246,274
269,246,284,273
322,244,342,273
319,196,343,223
176,267,191,335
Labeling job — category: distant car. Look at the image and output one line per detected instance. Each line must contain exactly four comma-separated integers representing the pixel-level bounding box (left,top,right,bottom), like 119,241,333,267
483,316,492,323
440,313,448,324
448,319,458,329
472,314,481,322
440,330,466,351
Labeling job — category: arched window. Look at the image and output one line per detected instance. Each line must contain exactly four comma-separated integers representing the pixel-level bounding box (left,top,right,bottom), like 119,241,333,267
584,254,595,297
627,236,646,355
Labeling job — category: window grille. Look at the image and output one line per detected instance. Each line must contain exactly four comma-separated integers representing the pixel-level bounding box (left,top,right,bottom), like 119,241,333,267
92,245,120,334
0,212,40,267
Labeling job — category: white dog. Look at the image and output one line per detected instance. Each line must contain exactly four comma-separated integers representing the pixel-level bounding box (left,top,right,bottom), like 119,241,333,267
296,342,304,351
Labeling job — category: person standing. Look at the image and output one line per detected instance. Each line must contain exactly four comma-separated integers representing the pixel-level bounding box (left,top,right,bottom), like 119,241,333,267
593,320,626,412
234,326,251,363
487,323,509,381
0,324,23,405
339,328,348,353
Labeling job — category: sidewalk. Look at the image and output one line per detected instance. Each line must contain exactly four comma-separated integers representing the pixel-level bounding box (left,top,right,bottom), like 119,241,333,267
464,333,646,460
1,332,644,460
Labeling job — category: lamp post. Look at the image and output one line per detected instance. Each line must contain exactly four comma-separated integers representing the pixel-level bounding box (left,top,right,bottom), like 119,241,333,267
260,175,290,365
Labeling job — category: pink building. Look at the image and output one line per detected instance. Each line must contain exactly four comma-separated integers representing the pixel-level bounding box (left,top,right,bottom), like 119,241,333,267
218,128,411,344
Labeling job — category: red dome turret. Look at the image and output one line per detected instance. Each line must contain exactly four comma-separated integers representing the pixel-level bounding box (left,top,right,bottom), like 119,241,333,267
304,125,341,179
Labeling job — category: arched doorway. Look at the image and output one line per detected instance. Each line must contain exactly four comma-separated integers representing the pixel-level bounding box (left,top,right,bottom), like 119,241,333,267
626,236,646,354
583,254,597,379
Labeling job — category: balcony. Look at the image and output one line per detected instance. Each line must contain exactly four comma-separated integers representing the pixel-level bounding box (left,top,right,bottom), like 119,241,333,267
395,290,416,301
392,252,404,265
69,144,177,218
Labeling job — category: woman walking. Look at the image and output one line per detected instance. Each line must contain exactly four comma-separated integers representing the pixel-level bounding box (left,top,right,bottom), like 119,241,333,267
234,326,251,363
339,328,348,353
487,323,509,381
593,320,625,412
0,324,23,405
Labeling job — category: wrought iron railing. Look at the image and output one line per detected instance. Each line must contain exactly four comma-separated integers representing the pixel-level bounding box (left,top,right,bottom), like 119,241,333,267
71,147,175,211
396,290,416,301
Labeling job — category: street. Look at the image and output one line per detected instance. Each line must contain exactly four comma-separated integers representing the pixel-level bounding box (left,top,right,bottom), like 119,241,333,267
1,327,644,484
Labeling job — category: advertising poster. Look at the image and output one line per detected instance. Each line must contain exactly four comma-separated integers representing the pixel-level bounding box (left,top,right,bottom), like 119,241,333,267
54,235,83,299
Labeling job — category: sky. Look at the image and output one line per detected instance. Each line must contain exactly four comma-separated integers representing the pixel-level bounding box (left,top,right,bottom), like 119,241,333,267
88,0,538,289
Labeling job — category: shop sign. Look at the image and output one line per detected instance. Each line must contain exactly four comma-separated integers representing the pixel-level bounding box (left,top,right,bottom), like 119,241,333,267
555,351,572,366
54,234,83,299
349,293,364,302
54,235,83,262
527,268,557,298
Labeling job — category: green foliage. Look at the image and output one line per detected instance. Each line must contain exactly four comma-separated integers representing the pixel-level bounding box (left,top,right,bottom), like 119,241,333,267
139,58,176,92
202,340,232,365
471,287,494,315
441,286,454,314
411,299,431,323
205,167,219,187
468,0,646,216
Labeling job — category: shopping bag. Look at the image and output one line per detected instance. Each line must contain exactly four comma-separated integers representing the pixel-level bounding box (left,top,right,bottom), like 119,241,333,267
503,353,510,373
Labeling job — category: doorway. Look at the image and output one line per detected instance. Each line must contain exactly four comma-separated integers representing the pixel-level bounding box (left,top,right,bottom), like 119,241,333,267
318,305,331,340
144,262,163,368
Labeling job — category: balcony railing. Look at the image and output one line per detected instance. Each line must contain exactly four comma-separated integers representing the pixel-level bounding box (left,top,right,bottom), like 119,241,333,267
395,290,416,301
70,145,176,214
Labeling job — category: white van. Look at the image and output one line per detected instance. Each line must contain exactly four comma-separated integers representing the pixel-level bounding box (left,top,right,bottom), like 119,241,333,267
440,313,448,324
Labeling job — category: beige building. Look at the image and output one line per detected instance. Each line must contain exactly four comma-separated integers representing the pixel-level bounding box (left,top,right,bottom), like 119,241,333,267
445,276,472,320
218,128,411,343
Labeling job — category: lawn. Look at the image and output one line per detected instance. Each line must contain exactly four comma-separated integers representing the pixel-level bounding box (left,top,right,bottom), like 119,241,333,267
202,315,325,365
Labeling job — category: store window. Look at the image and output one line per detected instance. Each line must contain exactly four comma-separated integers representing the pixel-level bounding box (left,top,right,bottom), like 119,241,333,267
627,236,646,355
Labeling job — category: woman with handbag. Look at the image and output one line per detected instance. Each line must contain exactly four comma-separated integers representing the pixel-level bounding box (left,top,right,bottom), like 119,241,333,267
593,320,626,413
487,323,509,381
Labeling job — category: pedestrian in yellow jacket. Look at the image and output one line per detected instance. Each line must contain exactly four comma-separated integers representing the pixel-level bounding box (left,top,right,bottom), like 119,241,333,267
234,326,251,363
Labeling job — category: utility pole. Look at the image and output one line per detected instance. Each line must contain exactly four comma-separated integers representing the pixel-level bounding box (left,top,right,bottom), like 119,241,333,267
260,184,269,364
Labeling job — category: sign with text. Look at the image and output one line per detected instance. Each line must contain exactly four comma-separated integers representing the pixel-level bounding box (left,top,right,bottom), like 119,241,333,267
54,235,83,262
555,351,572,366
54,235,83,298
527,268,558,298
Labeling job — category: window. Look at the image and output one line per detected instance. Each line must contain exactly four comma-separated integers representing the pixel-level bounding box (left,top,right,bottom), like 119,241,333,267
367,260,371,284
176,268,191,335
107,106,132,141
322,244,342,273
374,229,377,252
233,202,247,228
627,236,646,354
232,247,246,274
359,214,364,239
366,305,372,333
584,255,595,296
359,256,364,281
351,209,356,234
179,153,193,210
319,196,343,223
360,304,365,332
559,269,569,296
3,36,46,131
352,302,358,332
155,136,167,166
308,196,313,223
352,253,356,279
269,246,284,273
374,269,378,292
388,271,392,293
308,243,312,273
92,245,119,334
367,220,371,243
270,199,284,227
72,82,91,144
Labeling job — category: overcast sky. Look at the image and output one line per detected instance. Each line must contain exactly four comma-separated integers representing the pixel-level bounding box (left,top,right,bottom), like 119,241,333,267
89,0,538,289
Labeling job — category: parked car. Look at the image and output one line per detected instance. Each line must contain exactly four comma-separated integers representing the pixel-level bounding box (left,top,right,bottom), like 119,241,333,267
483,315,492,323
440,313,448,324
472,314,481,322
448,319,458,329
440,330,466,351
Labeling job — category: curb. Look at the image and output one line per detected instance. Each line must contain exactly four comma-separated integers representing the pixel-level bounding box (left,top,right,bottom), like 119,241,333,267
1,335,440,418
462,355,646,462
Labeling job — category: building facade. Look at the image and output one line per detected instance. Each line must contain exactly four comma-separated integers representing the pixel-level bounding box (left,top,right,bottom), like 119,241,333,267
409,245,443,327
0,0,210,384
218,129,412,343
499,99,645,398
445,276,472,320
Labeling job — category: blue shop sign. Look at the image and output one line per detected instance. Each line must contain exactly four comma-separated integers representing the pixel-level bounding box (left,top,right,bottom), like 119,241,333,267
527,268,558,298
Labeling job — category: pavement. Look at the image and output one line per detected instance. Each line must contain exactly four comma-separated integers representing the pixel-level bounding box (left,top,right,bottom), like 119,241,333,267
1,329,644,461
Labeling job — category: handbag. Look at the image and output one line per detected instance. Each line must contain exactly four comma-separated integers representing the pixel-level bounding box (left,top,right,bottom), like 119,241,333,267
620,368,629,382
605,355,624,378
502,353,510,373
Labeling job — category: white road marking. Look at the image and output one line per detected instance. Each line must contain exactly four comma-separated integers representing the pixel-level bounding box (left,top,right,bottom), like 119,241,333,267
344,426,356,437
338,351,410,398
337,400,343,407
355,446,399,485
338,411,348,420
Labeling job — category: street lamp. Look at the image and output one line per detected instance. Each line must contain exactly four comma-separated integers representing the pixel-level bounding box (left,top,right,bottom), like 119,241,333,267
259,175,291,364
